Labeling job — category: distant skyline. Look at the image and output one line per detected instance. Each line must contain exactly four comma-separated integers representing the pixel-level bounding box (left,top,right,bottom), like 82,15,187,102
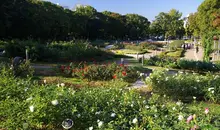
48,0,204,21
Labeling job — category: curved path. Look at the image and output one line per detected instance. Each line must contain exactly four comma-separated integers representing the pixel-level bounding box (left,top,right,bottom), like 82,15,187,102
184,47,203,61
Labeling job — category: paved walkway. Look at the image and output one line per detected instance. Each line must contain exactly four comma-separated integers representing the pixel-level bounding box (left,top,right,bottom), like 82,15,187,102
184,47,203,61
131,79,148,89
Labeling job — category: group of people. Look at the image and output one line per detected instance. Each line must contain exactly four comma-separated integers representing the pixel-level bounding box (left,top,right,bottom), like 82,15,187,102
181,43,193,50
181,43,199,53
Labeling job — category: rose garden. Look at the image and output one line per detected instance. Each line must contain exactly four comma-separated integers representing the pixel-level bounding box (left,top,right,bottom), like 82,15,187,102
0,0,220,129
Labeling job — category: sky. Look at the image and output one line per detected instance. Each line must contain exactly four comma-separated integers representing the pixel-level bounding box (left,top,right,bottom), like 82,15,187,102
48,0,204,21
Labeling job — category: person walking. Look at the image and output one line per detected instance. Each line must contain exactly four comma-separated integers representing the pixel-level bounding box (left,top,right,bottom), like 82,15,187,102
196,46,199,53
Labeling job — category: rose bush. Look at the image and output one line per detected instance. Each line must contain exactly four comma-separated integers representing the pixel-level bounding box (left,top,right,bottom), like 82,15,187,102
1,63,220,130
59,62,138,83
146,69,220,103
1,75,220,129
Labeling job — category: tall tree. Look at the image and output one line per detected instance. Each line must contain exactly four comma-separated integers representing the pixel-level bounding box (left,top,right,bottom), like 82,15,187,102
185,13,200,37
197,0,220,36
125,14,150,40
102,11,125,39
74,5,98,39
151,9,184,39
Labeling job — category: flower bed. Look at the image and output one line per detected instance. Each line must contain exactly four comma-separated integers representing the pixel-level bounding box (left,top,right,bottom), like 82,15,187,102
1,67,220,129
59,62,139,83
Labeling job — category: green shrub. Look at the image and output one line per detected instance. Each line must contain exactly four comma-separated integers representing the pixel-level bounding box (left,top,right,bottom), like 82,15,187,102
177,59,218,72
144,55,178,68
145,56,220,72
0,40,7,49
1,76,220,129
146,69,220,103
4,39,42,60
168,40,184,51
3,40,113,62
166,49,185,58
139,41,164,50
0,60,34,78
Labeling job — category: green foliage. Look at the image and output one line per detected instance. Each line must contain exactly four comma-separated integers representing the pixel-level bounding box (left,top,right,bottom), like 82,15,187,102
202,31,220,61
1,65,220,129
146,69,220,103
125,14,150,39
0,60,34,78
197,0,220,36
177,59,218,72
166,49,185,58
1,73,220,129
1,0,150,40
185,13,200,37
151,9,185,39
13,60,34,78
168,40,185,51
0,41,7,49
145,56,220,72
144,55,178,68
139,41,164,50
3,40,113,62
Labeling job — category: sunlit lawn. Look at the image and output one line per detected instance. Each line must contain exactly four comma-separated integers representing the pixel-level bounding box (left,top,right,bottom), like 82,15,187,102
115,49,148,55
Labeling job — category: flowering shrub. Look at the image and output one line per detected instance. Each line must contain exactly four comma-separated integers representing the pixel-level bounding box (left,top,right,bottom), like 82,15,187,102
146,69,220,103
144,56,220,72
1,75,220,129
59,62,138,83
1,65,220,129
0,60,34,78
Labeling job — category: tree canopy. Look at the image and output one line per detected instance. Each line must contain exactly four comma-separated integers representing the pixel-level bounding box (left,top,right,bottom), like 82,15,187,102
0,0,151,40
150,9,184,39
197,0,220,36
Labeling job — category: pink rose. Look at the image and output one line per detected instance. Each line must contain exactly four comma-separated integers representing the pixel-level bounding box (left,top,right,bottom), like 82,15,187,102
186,115,193,124
205,108,209,114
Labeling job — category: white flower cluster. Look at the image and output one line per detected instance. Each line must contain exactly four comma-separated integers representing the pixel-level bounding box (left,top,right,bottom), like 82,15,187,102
97,120,103,128
51,100,59,106
208,87,214,94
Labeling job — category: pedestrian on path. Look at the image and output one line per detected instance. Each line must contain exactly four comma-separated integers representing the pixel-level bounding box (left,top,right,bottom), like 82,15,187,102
196,46,199,53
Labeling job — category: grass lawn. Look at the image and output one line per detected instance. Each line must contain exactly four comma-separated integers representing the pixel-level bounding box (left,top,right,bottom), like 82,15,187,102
31,56,133,67
162,48,185,57
33,76,130,89
115,49,148,55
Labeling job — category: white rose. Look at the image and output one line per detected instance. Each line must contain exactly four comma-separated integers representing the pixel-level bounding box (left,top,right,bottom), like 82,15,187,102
29,105,34,112
61,83,65,87
132,118,138,124
178,115,184,121
97,120,103,128
51,100,59,106
111,113,116,117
